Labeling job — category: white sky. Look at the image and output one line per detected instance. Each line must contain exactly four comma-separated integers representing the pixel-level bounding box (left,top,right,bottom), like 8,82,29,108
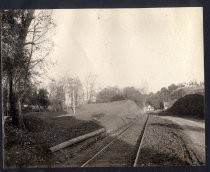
46,8,204,92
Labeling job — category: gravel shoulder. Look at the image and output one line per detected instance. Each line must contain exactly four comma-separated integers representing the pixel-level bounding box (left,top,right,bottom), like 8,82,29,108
158,115,205,164
136,115,205,166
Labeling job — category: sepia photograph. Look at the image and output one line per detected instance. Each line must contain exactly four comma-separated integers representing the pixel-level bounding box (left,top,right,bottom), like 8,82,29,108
1,8,205,168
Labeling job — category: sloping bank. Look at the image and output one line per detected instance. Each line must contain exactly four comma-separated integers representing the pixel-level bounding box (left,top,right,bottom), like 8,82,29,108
63,100,142,133
168,94,204,119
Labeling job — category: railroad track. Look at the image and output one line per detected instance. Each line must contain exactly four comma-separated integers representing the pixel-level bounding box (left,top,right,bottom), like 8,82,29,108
133,114,149,167
80,114,150,167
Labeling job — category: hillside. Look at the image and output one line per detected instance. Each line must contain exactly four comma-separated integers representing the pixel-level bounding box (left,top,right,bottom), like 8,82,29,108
172,85,204,96
60,100,142,132
168,94,204,119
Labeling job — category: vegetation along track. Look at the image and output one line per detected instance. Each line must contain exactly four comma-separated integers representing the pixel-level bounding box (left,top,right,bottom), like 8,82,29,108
80,114,149,167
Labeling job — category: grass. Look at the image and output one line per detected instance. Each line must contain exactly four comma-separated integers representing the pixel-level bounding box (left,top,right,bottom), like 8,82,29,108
4,112,102,168
64,100,142,131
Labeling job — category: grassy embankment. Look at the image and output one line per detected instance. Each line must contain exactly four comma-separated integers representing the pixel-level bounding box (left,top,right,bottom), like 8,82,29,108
4,100,142,167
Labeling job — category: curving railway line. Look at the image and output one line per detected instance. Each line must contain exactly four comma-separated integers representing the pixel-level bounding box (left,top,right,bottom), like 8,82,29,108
77,114,150,167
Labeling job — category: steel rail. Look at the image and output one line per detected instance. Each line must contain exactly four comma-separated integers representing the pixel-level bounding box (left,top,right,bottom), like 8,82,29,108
133,114,149,167
80,116,139,167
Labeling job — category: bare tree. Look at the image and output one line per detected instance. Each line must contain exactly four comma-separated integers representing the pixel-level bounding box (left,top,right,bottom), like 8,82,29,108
61,75,83,114
48,80,65,112
83,73,97,104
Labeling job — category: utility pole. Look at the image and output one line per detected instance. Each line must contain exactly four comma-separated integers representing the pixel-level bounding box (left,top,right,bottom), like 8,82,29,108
141,80,148,113
72,88,75,114
143,94,147,113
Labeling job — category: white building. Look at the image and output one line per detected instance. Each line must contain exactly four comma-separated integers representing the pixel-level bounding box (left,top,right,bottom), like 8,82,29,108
144,105,155,112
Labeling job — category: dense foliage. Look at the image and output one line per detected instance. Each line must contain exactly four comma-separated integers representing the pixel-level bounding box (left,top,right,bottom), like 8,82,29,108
96,86,145,108
146,82,204,109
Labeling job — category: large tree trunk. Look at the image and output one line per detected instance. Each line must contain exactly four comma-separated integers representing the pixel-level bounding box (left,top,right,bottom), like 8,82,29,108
17,96,25,130
7,10,35,127
9,75,18,125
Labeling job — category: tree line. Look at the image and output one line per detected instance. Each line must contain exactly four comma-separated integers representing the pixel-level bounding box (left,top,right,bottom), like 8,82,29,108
2,10,55,128
47,74,97,113
11,73,98,114
96,86,146,108
13,78,147,113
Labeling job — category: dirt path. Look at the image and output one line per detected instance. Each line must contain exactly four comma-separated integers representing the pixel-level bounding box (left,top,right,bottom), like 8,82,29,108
158,115,205,163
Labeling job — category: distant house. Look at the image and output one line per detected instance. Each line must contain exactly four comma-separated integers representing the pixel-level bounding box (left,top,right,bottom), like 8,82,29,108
144,105,155,112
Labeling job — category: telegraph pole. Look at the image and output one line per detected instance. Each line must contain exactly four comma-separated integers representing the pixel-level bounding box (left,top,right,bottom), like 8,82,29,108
72,89,75,114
